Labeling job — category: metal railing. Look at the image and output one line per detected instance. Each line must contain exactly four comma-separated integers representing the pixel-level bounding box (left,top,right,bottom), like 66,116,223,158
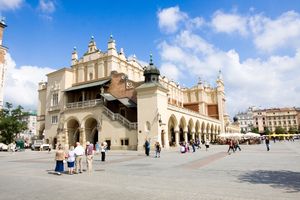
102,106,137,130
66,99,103,109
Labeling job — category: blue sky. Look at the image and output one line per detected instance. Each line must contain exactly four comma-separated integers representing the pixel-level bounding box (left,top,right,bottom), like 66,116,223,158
1,0,300,117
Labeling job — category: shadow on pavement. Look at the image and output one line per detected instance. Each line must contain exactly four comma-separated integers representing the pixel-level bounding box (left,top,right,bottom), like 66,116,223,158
238,170,300,193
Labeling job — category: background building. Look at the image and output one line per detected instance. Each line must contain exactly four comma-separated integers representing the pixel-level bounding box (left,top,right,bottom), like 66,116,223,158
0,18,7,110
252,107,298,133
37,36,239,150
235,107,255,133
19,111,37,143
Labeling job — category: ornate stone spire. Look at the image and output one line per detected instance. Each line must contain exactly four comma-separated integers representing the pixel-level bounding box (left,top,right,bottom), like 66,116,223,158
88,36,97,53
107,34,117,56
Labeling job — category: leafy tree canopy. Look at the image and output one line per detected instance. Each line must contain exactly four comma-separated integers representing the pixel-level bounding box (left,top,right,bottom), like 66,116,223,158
250,127,259,133
264,127,271,135
0,102,29,144
275,126,286,135
288,126,298,135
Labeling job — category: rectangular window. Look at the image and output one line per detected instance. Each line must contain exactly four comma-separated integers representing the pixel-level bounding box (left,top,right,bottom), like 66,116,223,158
294,120,297,124
120,138,129,146
51,115,58,124
52,93,59,106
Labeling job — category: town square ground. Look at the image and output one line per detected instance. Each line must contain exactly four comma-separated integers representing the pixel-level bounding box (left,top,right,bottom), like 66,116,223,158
0,141,299,200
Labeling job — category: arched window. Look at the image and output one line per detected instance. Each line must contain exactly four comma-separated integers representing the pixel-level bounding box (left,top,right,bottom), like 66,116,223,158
145,121,151,133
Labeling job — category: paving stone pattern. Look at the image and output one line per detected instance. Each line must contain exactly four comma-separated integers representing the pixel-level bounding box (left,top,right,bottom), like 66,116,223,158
0,141,299,200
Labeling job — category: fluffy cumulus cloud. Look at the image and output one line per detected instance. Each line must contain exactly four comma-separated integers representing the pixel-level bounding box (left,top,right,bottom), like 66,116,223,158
251,11,300,52
3,53,54,109
157,7,300,116
211,10,248,36
157,6,206,34
0,0,23,11
210,10,300,53
157,6,187,34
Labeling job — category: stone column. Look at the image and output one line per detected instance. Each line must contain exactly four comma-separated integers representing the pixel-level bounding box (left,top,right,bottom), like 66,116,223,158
192,131,195,140
64,129,69,150
163,130,169,148
175,130,179,146
203,129,206,142
184,131,188,143
80,128,86,145
197,132,201,143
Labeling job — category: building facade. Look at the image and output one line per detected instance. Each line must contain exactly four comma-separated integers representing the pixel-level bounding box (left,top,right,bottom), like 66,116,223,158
235,107,255,133
20,111,37,142
37,36,239,150
0,19,7,109
253,107,299,133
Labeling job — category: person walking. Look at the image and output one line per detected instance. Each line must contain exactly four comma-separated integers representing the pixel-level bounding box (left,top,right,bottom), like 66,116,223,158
74,142,85,174
265,137,270,151
144,139,150,156
66,146,75,175
205,140,210,151
54,145,65,175
85,141,94,173
191,140,196,152
235,140,241,151
227,139,235,155
155,142,161,158
100,142,106,161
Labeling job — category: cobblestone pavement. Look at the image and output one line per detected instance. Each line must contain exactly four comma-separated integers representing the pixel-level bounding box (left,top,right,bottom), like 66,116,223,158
0,141,299,200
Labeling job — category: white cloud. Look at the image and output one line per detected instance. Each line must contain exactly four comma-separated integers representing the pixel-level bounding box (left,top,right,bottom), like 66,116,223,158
38,0,55,13
3,53,54,109
0,0,23,11
157,6,206,34
211,10,248,35
210,10,300,53
157,7,300,116
251,11,300,52
160,63,180,81
157,6,187,34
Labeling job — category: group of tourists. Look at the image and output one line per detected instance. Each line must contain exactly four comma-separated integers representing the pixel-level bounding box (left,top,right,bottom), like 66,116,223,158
54,141,107,175
179,139,211,153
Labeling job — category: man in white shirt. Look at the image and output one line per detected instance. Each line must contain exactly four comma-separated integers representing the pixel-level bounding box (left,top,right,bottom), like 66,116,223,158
74,142,85,173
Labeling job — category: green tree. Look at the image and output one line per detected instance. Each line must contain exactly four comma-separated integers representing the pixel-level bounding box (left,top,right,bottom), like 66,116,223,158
288,126,298,135
0,102,28,144
275,126,285,135
250,126,259,133
264,127,271,135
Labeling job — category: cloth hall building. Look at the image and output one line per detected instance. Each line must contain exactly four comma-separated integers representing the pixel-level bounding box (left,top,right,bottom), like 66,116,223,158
37,36,239,150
